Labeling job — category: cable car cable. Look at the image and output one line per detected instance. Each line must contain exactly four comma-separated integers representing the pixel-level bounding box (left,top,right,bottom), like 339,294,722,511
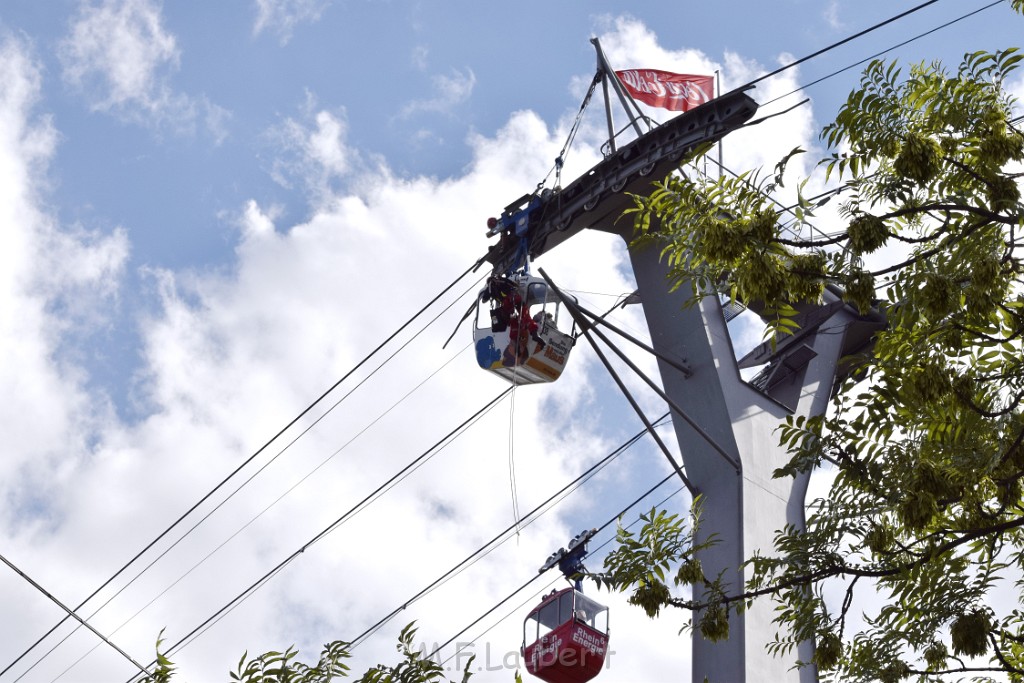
741,0,944,91
345,413,672,651
182,409,671,664
147,386,513,672
1,260,485,681
43,342,481,683
0,552,151,681
58,274,489,683
760,0,1005,108
445,575,564,668
47,278,485,680
121,387,514,683
540,71,603,190
428,467,683,662
118,391,670,680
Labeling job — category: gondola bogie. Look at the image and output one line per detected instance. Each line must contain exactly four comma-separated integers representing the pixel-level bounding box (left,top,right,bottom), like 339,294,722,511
522,587,609,683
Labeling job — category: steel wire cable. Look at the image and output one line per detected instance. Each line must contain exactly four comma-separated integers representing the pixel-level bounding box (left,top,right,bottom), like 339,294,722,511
760,0,1006,108
119,298,667,681
742,0,944,91
121,387,514,683
344,413,673,651
45,341,478,683
48,277,637,681
131,299,662,671
149,386,514,669
0,553,150,680
679,2,1011,263
1,259,483,681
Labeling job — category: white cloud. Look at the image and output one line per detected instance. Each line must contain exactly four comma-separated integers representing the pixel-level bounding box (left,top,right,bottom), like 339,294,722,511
59,0,228,139
0,32,128,532
594,14,713,79
203,98,234,146
1009,71,1024,115
411,44,430,71
823,0,843,30
398,67,477,118
267,96,355,207
253,0,331,45
60,0,180,117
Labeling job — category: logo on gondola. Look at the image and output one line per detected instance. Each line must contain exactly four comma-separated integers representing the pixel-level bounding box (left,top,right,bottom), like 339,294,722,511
529,636,563,666
572,626,607,655
543,345,565,365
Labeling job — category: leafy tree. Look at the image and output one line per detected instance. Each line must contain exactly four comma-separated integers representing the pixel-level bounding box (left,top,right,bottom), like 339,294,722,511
138,623,473,683
596,12,1024,683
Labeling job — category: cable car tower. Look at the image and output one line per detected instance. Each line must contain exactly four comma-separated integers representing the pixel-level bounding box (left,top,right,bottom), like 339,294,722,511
480,39,884,683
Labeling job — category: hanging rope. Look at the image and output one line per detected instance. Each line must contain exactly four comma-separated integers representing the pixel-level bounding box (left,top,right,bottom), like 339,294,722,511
508,373,522,541
537,71,602,191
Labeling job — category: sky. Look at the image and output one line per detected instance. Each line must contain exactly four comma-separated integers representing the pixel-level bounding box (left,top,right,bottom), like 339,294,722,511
1,1,1023,682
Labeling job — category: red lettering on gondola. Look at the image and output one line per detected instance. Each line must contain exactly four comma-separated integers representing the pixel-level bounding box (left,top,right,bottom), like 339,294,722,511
543,345,565,365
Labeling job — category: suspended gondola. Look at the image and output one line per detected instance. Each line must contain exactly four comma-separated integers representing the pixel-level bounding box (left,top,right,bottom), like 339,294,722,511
522,529,609,683
472,194,577,385
472,270,575,385
523,587,610,683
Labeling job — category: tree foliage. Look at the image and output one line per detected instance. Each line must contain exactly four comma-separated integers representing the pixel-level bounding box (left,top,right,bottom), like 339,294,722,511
138,623,472,683
599,30,1024,683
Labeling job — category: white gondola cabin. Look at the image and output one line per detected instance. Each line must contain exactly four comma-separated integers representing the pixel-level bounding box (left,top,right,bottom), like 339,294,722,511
522,587,610,683
473,275,575,385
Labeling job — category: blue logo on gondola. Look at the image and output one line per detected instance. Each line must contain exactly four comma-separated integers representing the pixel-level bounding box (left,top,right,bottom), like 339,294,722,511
476,337,501,369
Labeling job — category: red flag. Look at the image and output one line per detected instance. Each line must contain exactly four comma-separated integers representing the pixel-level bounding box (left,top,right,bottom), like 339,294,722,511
615,69,714,112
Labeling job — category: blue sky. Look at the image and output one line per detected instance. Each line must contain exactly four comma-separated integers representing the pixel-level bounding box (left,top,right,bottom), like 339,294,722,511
1,1,1022,682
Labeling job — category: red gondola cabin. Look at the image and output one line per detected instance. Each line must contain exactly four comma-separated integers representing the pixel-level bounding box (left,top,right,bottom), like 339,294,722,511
522,588,609,683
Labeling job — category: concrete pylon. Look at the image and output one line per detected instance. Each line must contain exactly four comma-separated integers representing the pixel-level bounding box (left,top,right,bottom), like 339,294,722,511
620,233,882,683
